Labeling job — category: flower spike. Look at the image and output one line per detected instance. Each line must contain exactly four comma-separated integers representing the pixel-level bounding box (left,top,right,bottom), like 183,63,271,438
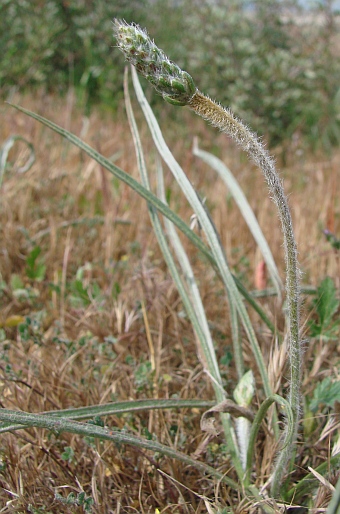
113,19,196,106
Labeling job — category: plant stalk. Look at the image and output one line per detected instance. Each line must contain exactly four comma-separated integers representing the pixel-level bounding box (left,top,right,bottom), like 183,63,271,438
188,91,301,496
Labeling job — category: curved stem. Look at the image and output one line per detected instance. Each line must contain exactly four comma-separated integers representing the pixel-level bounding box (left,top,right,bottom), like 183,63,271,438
188,91,301,496
245,394,293,487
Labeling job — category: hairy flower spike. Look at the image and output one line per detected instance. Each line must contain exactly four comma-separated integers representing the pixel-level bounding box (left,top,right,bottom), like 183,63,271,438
113,19,196,106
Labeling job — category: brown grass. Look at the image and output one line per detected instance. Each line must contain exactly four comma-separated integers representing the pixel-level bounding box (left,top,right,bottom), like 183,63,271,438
0,91,339,513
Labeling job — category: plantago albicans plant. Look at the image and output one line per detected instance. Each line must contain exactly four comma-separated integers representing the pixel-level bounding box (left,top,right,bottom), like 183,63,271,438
113,19,301,499
9,17,340,513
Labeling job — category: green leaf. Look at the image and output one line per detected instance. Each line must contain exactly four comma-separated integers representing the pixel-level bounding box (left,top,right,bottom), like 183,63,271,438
0,135,35,187
26,246,46,281
316,277,339,326
193,139,283,298
134,361,152,390
61,446,75,463
26,245,41,267
309,277,340,340
310,377,340,413
10,273,24,290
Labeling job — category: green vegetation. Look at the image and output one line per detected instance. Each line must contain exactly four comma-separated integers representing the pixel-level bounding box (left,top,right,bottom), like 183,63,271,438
1,0,340,149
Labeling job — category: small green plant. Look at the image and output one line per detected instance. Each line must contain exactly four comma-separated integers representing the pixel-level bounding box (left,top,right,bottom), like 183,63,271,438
28,507,52,514
55,491,94,512
17,313,45,346
10,273,39,302
61,445,75,464
25,245,46,282
134,360,153,391
64,263,106,309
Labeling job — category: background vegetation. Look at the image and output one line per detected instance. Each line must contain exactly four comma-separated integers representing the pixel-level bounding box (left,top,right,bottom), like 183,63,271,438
1,0,340,150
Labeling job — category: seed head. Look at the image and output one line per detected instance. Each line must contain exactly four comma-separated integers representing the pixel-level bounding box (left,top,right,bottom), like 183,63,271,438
113,19,196,106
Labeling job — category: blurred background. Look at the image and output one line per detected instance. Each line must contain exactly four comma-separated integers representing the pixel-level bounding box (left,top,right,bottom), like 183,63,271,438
1,0,340,153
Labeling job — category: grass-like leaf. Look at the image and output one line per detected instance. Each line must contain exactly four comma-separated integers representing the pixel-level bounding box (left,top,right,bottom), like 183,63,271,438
130,67,276,436
124,68,242,475
8,102,273,335
193,138,283,298
0,398,215,433
326,475,340,514
0,408,239,489
286,454,340,503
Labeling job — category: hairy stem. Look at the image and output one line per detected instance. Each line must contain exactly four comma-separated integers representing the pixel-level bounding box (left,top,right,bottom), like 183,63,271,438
188,92,301,496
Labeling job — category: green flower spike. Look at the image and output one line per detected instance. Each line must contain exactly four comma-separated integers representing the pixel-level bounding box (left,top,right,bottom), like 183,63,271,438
113,19,196,106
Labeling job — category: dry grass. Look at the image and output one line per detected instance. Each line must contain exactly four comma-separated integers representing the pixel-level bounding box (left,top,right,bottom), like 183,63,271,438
0,91,339,513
